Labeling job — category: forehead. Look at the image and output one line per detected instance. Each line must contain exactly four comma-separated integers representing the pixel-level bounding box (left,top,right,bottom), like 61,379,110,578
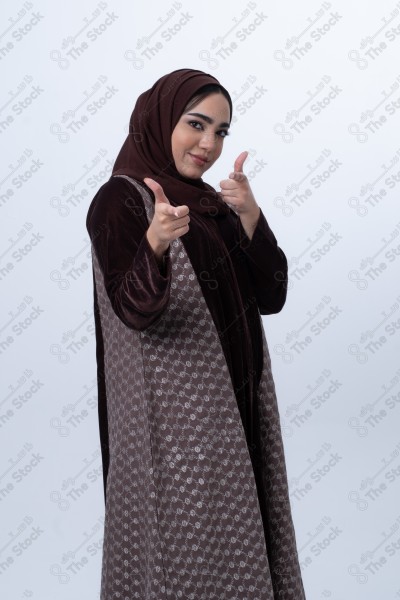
184,92,230,120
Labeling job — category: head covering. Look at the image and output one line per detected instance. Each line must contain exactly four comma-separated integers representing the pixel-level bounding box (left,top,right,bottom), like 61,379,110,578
111,69,260,462
112,68,232,216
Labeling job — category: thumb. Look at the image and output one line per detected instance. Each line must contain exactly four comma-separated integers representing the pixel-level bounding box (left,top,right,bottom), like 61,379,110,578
144,177,170,204
233,150,249,173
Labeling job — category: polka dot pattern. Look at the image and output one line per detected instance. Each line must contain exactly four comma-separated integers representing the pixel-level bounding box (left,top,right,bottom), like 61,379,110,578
92,178,306,599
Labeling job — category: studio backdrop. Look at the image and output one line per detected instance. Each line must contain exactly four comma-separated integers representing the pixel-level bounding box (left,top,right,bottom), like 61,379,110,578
1,1,399,598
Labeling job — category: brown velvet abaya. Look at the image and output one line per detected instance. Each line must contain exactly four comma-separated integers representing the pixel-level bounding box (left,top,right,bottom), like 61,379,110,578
87,68,306,599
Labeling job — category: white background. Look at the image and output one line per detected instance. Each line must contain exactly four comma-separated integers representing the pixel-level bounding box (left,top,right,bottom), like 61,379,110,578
1,1,400,598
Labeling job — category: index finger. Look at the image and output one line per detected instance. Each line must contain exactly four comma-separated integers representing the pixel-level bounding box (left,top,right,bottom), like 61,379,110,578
156,203,189,218
174,205,189,218
144,177,169,204
233,150,249,173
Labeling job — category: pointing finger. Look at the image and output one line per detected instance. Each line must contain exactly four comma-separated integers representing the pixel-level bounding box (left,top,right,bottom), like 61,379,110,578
233,150,249,174
144,178,170,205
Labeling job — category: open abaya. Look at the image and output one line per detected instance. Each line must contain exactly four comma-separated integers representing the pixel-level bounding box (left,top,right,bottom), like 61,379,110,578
86,68,306,599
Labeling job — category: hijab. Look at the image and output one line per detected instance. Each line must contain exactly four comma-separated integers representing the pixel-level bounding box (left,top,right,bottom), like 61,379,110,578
112,68,232,217
111,68,260,453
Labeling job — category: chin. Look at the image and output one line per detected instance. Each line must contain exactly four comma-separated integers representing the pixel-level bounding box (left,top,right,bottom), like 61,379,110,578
183,173,203,181
179,167,206,180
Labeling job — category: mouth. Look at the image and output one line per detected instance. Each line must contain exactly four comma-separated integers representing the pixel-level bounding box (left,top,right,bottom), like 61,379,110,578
188,153,209,166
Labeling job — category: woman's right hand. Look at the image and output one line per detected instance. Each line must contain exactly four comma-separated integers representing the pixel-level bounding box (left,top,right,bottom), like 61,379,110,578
144,178,190,260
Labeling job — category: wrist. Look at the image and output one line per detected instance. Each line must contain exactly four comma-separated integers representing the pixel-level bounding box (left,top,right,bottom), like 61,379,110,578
240,204,260,224
239,205,260,242
146,228,170,262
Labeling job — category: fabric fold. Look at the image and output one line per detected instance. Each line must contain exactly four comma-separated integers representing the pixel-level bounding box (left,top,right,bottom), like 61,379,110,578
88,178,306,598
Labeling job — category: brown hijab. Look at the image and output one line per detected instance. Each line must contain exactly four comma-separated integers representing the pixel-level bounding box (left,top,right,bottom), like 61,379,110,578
112,69,260,453
112,68,232,216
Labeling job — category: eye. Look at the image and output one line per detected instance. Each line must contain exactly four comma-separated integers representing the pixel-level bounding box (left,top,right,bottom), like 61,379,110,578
188,120,203,130
187,120,229,139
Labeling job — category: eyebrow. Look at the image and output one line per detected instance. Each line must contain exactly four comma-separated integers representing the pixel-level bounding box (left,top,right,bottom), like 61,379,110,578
186,112,230,129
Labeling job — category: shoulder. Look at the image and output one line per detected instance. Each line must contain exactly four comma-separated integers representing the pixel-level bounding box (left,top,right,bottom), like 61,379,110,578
88,175,146,216
86,176,149,232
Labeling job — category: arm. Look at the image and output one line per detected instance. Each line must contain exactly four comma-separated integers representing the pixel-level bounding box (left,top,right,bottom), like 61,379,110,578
219,152,288,314
236,209,288,314
86,176,172,330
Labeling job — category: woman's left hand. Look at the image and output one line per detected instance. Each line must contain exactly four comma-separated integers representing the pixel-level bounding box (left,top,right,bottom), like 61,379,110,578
219,151,260,240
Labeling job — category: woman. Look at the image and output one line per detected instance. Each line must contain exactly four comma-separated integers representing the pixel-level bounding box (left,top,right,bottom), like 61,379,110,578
86,68,306,599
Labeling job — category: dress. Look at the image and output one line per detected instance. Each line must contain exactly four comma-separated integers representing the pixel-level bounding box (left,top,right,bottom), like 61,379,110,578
87,174,306,599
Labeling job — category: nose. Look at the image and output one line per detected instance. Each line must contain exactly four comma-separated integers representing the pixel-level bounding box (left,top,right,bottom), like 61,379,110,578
198,131,218,151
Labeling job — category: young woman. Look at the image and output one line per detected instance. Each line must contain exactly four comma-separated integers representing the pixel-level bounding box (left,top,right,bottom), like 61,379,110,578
86,68,306,599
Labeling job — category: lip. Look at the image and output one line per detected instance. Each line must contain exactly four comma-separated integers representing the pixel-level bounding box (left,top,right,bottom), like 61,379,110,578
188,153,209,166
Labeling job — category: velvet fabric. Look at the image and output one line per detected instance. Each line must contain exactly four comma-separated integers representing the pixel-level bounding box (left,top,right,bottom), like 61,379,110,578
112,68,232,216
87,175,305,598
109,68,287,457
85,68,306,597
87,174,288,485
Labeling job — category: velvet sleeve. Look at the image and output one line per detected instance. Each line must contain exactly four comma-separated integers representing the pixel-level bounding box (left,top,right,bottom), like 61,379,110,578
235,209,288,315
86,176,172,330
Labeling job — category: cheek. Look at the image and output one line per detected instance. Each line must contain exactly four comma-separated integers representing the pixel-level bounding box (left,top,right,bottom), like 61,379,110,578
214,140,224,160
172,131,189,157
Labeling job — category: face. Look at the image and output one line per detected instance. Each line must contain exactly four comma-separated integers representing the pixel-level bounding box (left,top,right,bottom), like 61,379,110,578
171,92,231,179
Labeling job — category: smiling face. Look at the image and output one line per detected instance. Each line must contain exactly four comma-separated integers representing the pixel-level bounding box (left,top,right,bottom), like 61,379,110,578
171,92,231,180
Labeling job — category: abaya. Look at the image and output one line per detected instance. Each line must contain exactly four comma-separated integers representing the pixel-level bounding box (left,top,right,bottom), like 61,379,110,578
86,68,306,599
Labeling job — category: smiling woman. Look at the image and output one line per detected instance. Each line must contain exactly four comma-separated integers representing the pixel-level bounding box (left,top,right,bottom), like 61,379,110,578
86,68,306,600
171,91,230,179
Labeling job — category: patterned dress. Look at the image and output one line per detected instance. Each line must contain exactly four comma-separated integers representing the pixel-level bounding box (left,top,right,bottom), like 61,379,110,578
87,175,306,599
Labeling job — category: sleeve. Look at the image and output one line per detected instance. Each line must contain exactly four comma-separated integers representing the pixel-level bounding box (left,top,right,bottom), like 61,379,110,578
236,209,288,315
86,176,172,330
